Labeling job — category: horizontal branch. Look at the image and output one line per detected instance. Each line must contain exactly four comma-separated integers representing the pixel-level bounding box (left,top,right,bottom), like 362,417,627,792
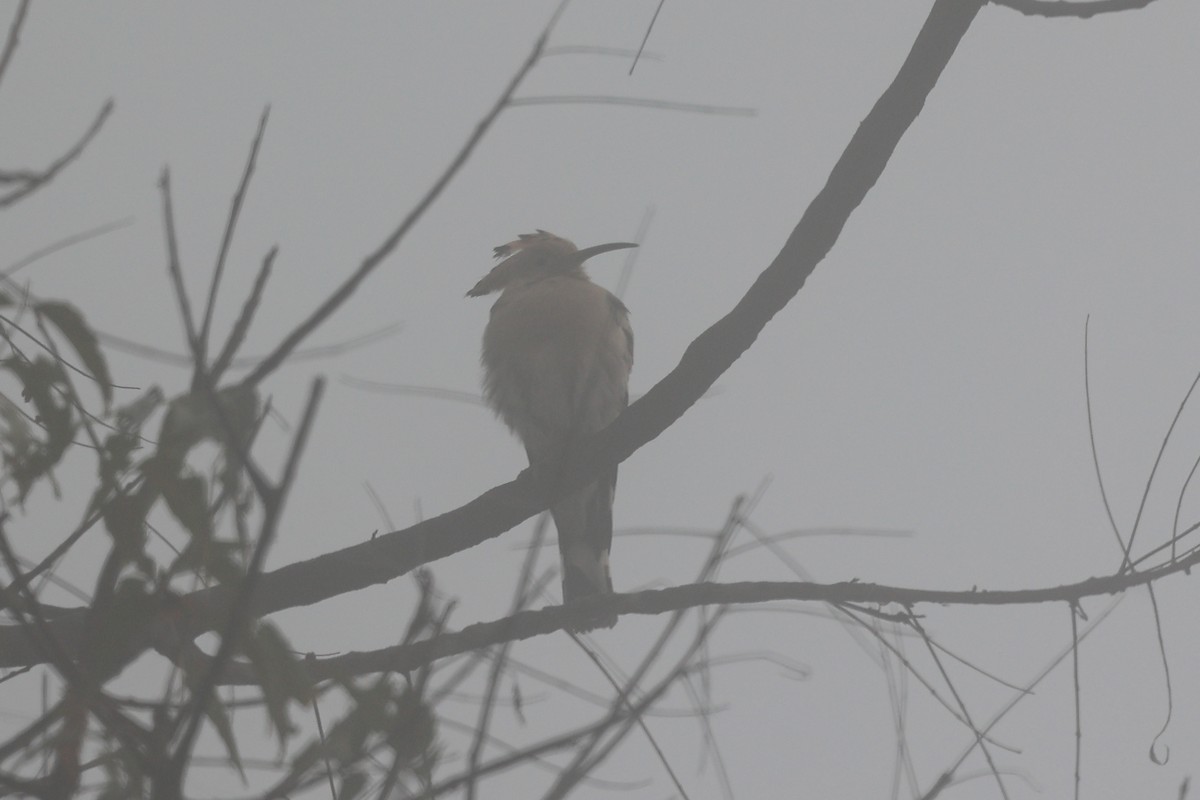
213,548,1200,683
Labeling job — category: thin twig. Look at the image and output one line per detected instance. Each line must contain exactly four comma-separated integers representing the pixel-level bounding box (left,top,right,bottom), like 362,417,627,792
880,624,918,800
541,497,745,798
312,697,338,800
1083,316,1128,562
910,613,1009,799
0,311,136,391
0,100,114,209
1121,362,1200,571
1146,584,1174,766
1128,518,1200,572
158,169,201,357
197,107,271,383
209,246,278,384
1070,605,1081,800
1,217,134,279
680,673,734,800
508,94,755,116
541,611,724,800
837,605,1015,753
417,634,706,800
629,0,667,75
1170,451,1200,562
0,0,30,92
570,636,692,800
919,599,1121,799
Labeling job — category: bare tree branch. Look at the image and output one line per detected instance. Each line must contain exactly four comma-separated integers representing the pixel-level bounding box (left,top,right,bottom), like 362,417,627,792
164,544,1200,687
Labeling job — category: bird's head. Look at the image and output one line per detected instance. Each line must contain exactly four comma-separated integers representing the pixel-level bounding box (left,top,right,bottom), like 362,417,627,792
466,230,637,297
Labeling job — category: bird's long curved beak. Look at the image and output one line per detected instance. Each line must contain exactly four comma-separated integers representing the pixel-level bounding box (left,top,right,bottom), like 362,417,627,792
572,242,638,263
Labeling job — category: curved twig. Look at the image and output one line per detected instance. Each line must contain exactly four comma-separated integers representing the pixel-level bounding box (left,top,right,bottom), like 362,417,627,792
0,100,114,209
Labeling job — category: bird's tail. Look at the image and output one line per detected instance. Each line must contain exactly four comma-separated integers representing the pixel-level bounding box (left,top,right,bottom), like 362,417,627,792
553,465,618,631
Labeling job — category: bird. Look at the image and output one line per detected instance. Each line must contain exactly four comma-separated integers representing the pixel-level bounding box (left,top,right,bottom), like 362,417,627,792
468,230,636,630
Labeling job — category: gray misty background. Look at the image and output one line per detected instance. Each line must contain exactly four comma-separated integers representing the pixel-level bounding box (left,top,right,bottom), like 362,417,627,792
2,1,1200,797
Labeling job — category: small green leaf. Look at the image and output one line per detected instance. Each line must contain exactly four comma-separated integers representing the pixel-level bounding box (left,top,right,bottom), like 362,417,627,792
35,300,113,410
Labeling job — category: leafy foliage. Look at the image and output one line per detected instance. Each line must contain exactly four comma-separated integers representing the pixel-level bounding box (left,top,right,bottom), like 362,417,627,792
0,296,440,796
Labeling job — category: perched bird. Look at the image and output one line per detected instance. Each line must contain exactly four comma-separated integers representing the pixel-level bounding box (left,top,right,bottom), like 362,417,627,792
468,231,636,630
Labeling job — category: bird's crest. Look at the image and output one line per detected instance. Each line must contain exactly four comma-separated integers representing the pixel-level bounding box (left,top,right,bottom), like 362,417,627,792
491,229,572,259
467,231,637,297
